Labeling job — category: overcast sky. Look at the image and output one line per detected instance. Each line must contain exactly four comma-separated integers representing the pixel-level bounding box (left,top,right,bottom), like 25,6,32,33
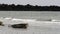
0,0,60,6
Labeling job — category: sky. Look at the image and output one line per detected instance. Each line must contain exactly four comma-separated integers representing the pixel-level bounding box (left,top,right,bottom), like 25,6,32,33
0,0,60,6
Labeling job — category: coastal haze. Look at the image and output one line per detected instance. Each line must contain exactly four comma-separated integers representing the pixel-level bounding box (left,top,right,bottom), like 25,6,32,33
0,11,60,34
0,0,60,6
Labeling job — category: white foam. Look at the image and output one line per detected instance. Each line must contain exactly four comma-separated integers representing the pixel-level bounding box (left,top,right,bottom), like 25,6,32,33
5,17,12,20
51,19,60,22
1,17,60,25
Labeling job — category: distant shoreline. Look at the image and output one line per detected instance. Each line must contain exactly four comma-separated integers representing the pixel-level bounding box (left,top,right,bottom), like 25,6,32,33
0,4,60,11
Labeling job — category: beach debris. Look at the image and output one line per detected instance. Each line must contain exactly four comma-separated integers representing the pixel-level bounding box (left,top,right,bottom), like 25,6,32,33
11,23,28,29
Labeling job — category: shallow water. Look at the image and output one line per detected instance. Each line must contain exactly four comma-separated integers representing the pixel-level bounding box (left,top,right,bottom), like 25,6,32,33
0,23,60,34
0,11,60,34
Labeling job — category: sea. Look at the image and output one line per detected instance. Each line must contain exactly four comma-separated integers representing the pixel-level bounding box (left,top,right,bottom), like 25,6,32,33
0,11,60,34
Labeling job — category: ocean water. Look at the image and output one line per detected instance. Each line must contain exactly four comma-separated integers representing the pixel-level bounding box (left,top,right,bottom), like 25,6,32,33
0,11,60,20
0,11,60,34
